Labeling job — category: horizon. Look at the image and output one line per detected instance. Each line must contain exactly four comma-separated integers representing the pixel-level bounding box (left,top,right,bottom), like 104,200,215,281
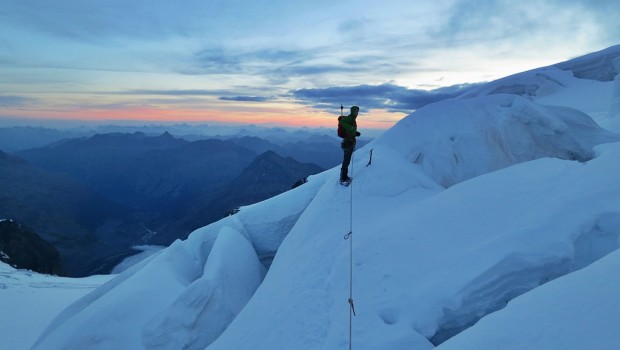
1,1,620,128
0,116,390,140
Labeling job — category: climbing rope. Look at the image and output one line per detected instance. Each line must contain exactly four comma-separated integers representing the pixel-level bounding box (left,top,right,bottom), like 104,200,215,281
344,151,355,350
366,149,373,167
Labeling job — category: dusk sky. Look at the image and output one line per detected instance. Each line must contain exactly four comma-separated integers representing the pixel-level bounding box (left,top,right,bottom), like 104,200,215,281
1,0,619,129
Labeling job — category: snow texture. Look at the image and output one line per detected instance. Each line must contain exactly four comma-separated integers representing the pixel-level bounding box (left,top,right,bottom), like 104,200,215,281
142,228,265,349
0,262,112,349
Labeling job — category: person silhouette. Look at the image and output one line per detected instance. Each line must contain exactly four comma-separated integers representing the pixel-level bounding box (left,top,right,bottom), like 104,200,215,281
339,105,360,184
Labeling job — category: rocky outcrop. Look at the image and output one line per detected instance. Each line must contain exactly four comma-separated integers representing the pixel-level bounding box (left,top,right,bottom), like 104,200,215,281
0,219,64,275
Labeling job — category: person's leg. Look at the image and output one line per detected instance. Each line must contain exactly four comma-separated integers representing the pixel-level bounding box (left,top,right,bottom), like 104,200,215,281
341,142,354,181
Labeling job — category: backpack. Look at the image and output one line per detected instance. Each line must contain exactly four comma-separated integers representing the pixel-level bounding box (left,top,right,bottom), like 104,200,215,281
337,115,346,138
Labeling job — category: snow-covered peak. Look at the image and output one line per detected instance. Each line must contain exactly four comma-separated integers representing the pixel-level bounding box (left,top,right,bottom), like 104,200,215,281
377,93,617,187
458,66,573,100
461,45,620,99
554,44,620,82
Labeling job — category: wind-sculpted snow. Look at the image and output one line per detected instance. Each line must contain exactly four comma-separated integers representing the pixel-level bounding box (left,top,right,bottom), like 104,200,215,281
554,44,620,82
431,212,620,345
142,228,265,349
610,68,620,127
458,67,572,99
458,46,620,127
434,248,620,350
379,94,618,187
31,46,620,350
209,143,620,350
459,45,620,100
33,175,324,349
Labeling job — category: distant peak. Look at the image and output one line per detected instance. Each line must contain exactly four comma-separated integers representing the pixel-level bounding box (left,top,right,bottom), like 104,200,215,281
91,132,146,140
256,150,281,159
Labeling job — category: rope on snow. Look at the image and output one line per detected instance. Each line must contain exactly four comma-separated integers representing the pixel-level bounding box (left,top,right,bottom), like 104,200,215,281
344,151,356,350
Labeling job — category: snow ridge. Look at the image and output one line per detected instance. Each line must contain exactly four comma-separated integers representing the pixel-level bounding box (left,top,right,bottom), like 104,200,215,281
431,212,620,346
142,228,265,349
381,94,617,187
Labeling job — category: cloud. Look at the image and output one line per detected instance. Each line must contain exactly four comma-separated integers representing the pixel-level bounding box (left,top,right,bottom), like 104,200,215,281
192,48,307,75
123,82,476,113
124,89,225,96
435,0,620,47
189,46,366,85
189,45,414,88
0,1,213,42
274,63,360,78
0,0,343,46
0,94,36,107
290,82,479,112
3,0,617,128
122,89,275,103
219,96,272,102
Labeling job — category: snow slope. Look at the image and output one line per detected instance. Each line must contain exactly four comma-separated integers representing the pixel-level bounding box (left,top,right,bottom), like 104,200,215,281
436,248,620,350
22,45,620,349
0,262,112,349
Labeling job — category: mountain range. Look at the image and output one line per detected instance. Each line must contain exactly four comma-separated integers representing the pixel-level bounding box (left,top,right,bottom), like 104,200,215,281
2,132,330,275
0,150,139,276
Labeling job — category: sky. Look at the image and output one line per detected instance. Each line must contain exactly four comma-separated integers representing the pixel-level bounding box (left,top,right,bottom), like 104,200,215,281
1,0,619,129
